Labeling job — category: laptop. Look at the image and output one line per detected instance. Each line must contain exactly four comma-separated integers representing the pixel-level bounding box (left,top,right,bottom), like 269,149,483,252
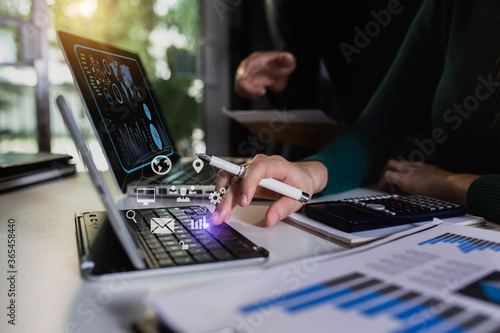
57,31,242,200
56,95,268,279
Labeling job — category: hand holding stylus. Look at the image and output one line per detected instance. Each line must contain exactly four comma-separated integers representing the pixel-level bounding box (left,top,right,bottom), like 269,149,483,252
196,153,310,203
206,154,328,227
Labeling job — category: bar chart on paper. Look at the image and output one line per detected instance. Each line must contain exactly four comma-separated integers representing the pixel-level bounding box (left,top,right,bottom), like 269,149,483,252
240,271,500,333
418,233,500,254
151,223,500,333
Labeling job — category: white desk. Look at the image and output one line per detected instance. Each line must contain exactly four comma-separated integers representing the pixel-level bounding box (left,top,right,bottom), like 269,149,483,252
1,172,498,333
0,172,346,333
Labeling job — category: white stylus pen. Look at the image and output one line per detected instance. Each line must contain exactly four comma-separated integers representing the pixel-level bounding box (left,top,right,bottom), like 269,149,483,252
196,153,310,203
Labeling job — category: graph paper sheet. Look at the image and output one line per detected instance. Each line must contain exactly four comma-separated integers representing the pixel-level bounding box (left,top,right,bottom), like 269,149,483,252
150,222,500,333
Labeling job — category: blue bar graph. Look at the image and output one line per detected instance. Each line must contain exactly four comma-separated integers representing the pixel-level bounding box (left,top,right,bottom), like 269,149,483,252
238,272,499,333
418,233,500,254
338,289,388,309
363,291,419,316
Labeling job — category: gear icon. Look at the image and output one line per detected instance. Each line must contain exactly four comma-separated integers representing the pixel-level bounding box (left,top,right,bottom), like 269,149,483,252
219,187,226,194
209,191,222,205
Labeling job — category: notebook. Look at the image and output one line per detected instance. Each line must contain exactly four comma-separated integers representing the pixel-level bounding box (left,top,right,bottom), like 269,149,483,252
0,152,76,192
56,95,268,279
57,31,239,201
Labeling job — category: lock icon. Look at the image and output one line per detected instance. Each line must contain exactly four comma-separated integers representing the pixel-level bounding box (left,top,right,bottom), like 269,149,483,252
179,241,189,250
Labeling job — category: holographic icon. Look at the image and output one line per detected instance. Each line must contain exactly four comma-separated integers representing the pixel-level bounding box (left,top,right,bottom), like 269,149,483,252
151,155,172,175
208,187,227,205
126,210,137,223
151,217,175,234
177,187,190,202
192,158,204,173
209,191,222,205
179,241,189,250
188,185,197,195
136,187,155,205
191,216,210,230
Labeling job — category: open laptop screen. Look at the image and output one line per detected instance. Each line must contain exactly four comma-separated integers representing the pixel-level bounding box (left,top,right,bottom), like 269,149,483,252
58,31,175,191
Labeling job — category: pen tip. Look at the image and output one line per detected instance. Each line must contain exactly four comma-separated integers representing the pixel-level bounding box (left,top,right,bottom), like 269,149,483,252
195,153,210,162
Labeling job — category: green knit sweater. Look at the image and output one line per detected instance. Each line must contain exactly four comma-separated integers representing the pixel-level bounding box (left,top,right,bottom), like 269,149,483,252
305,0,500,222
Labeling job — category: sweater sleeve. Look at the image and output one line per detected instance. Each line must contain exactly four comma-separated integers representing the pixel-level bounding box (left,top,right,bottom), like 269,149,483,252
467,175,500,223
304,0,450,195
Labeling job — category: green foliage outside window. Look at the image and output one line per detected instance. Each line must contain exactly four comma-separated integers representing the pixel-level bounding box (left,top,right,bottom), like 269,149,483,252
0,0,203,154
52,0,203,153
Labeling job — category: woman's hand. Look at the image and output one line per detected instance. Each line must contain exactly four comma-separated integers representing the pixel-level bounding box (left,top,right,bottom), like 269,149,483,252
234,51,296,99
380,159,480,207
210,154,328,227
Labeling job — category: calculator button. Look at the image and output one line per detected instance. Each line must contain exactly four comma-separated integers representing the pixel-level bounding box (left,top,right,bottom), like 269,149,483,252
366,204,385,210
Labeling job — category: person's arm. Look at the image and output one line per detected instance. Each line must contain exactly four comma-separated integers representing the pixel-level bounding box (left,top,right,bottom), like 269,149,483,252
467,175,500,223
211,155,328,226
213,0,450,226
381,162,500,223
304,0,451,195
379,159,480,206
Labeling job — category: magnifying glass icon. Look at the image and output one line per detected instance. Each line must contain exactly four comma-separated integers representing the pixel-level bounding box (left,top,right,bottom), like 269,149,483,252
126,210,137,224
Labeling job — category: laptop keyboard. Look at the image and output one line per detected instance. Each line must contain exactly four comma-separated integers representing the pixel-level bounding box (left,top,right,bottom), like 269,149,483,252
161,168,198,185
125,205,268,268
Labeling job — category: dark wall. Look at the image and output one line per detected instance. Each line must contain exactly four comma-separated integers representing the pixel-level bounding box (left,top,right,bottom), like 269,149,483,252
227,0,423,158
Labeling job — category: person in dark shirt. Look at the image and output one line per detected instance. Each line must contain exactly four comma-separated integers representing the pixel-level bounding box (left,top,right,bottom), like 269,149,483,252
236,0,422,123
213,0,500,226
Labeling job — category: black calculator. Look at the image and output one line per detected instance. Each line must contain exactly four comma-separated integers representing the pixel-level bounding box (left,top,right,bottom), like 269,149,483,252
304,194,466,233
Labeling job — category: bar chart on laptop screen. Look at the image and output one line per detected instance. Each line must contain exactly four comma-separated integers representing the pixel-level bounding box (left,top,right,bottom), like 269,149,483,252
75,45,173,173
239,271,500,333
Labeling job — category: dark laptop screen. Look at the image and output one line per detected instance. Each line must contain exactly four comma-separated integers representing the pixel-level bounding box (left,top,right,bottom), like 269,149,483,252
58,31,175,191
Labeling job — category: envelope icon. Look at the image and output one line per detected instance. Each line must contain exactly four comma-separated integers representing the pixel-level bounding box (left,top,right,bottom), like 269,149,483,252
151,217,175,234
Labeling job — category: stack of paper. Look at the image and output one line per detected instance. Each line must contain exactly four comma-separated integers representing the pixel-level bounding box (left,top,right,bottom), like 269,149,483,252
150,222,500,332
284,210,485,247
